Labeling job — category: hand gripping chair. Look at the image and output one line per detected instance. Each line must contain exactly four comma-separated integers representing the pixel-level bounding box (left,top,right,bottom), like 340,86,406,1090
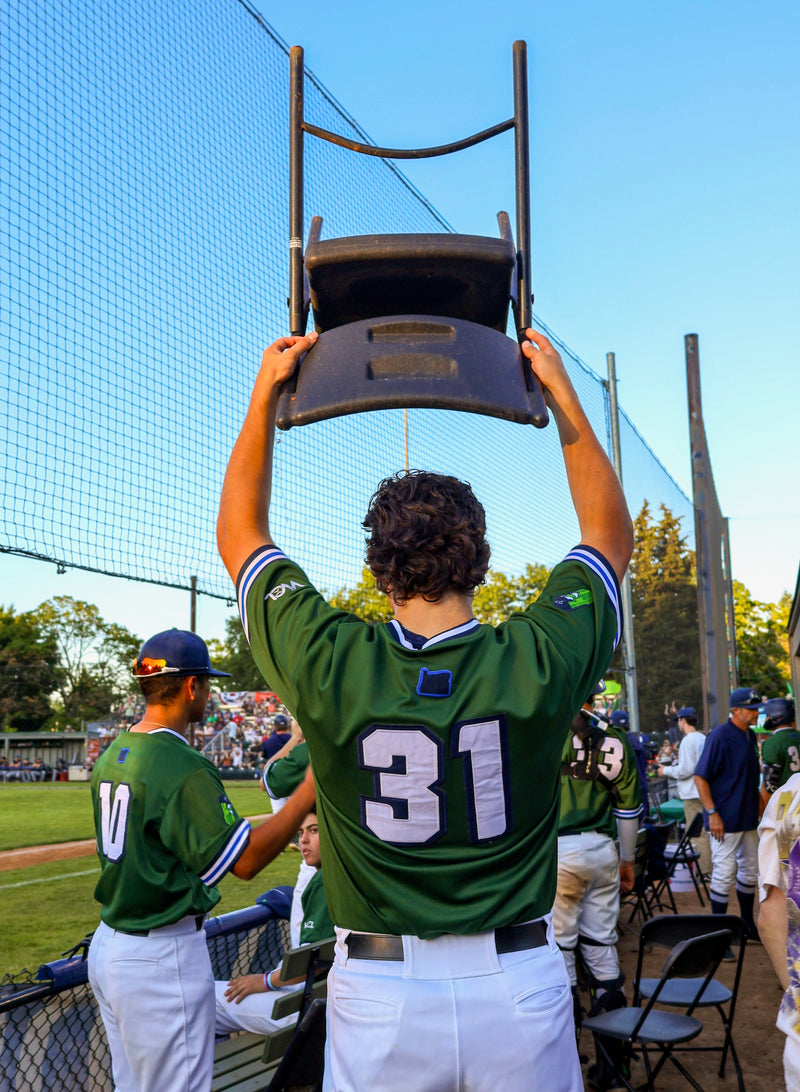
276,42,549,431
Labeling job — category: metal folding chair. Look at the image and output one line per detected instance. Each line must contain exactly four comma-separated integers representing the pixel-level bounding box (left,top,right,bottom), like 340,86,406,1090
635,914,747,1091
657,812,711,908
582,927,733,1092
278,42,549,430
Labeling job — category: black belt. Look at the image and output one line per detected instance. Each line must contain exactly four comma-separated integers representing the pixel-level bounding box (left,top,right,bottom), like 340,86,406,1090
346,920,548,961
118,914,205,938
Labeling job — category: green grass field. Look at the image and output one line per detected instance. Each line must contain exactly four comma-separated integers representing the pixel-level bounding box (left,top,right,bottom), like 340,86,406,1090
0,781,273,850
0,782,298,977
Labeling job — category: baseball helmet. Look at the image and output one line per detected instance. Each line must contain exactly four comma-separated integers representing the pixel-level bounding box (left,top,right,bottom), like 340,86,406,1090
272,713,290,730
760,698,796,730
610,710,630,730
132,629,231,678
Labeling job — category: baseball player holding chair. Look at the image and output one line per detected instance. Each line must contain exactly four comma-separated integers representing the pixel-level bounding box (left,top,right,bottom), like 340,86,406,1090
88,630,315,1092
555,690,643,1089
217,325,634,1091
759,698,799,808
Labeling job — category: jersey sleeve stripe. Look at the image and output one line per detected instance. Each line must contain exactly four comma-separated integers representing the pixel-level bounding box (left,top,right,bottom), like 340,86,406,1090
261,767,279,799
235,546,287,643
563,545,622,649
200,819,251,886
612,805,644,819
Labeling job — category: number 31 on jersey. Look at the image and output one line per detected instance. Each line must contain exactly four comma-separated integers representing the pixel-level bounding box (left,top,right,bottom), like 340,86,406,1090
358,718,512,846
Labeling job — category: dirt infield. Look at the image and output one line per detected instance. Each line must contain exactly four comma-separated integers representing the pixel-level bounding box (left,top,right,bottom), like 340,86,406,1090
0,838,97,872
0,814,274,873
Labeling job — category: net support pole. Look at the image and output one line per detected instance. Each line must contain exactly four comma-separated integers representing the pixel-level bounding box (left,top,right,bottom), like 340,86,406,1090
605,353,641,735
289,46,305,335
686,333,734,730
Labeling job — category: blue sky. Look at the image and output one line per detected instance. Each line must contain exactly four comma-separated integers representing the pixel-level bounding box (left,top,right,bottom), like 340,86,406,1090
3,0,798,641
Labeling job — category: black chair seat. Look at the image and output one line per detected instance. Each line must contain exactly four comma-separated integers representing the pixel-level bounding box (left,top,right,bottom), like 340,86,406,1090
276,315,548,429
638,976,732,1006
306,233,516,333
584,1006,703,1045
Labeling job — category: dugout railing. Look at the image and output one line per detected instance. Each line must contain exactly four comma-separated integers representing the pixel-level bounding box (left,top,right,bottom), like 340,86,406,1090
0,888,293,1092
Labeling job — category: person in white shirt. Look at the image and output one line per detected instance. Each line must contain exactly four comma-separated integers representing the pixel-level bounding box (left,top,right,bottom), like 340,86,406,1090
658,706,710,874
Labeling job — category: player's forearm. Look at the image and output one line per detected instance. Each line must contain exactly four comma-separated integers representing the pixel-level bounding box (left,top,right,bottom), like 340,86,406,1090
693,775,714,810
759,885,790,989
555,402,633,584
232,776,315,879
616,815,639,863
217,382,279,578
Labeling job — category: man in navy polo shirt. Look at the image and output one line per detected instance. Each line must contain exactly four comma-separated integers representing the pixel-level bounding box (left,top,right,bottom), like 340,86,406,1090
694,687,762,939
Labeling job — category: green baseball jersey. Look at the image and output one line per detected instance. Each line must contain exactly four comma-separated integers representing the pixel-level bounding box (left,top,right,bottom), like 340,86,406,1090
299,869,334,944
558,722,642,838
91,729,251,931
264,742,310,799
237,543,621,939
762,729,800,794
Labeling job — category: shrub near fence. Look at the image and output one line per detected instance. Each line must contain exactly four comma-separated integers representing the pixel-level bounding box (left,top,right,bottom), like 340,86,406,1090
0,889,292,1092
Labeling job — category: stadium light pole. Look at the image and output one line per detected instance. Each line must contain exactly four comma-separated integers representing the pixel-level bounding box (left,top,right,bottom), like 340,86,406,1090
605,353,641,736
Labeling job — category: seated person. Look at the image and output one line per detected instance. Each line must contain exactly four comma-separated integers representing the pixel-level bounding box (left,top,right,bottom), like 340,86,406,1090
215,807,332,1036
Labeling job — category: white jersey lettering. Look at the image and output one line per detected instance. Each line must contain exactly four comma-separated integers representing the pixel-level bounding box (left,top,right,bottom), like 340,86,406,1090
98,781,131,861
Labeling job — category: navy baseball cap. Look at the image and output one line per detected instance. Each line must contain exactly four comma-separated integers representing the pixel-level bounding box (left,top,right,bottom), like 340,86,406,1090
676,707,697,719
729,687,761,709
132,629,232,678
610,710,630,730
584,680,606,703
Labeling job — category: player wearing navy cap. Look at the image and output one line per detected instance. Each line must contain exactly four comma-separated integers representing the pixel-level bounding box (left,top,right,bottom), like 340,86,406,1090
217,328,633,1092
694,687,761,937
88,629,315,1092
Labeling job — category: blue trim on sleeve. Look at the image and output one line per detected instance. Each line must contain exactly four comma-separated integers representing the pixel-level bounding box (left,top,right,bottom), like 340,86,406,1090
563,545,622,649
612,805,644,819
235,546,287,643
200,819,251,886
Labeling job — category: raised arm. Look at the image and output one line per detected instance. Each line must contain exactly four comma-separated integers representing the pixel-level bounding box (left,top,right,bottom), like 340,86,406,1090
217,333,318,582
522,329,633,582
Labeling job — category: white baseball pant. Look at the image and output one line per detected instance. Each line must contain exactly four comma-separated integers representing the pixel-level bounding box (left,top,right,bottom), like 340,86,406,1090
89,916,213,1092
553,831,621,986
708,828,758,903
323,918,581,1092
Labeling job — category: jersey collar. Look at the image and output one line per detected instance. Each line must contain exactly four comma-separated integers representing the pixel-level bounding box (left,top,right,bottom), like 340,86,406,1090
387,617,480,651
147,727,191,745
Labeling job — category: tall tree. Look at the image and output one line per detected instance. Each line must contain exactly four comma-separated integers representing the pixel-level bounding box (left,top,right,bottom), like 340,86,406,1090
733,581,791,696
32,597,140,727
627,502,702,730
0,606,60,731
207,615,273,691
473,564,551,625
329,568,392,624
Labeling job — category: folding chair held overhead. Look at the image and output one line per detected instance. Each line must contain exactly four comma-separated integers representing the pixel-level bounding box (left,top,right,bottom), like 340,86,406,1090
276,42,549,431
582,927,733,1092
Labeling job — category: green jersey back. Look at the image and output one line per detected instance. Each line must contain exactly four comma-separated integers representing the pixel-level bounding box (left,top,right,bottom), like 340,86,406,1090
762,729,800,793
558,723,642,838
238,544,621,939
91,729,251,931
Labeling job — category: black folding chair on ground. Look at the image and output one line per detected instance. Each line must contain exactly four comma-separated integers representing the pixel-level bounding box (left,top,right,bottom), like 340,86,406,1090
634,914,747,1092
620,822,677,933
278,42,549,431
657,812,711,908
582,927,733,1092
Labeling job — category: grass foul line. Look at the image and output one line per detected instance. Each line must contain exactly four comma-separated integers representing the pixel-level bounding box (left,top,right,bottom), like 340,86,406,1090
0,868,98,891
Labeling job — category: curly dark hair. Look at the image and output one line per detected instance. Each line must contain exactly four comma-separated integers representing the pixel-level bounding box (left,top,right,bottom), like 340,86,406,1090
363,470,491,604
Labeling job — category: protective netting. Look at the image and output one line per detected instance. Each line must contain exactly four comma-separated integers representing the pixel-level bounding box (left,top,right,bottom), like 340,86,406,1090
0,901,290,1092
1,0,692,602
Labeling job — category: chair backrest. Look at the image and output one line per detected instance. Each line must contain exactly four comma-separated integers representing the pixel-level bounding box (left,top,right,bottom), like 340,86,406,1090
628,929,733,1037
642,821,676,881
685,810,705,840
640,913,747,952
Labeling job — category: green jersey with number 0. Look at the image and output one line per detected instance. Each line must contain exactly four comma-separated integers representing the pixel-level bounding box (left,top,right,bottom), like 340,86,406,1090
91,729,251,932
237,544,621,939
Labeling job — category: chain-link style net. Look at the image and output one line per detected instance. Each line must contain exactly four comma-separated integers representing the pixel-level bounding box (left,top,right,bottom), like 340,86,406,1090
1,0,691,604
0,900,290,1092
